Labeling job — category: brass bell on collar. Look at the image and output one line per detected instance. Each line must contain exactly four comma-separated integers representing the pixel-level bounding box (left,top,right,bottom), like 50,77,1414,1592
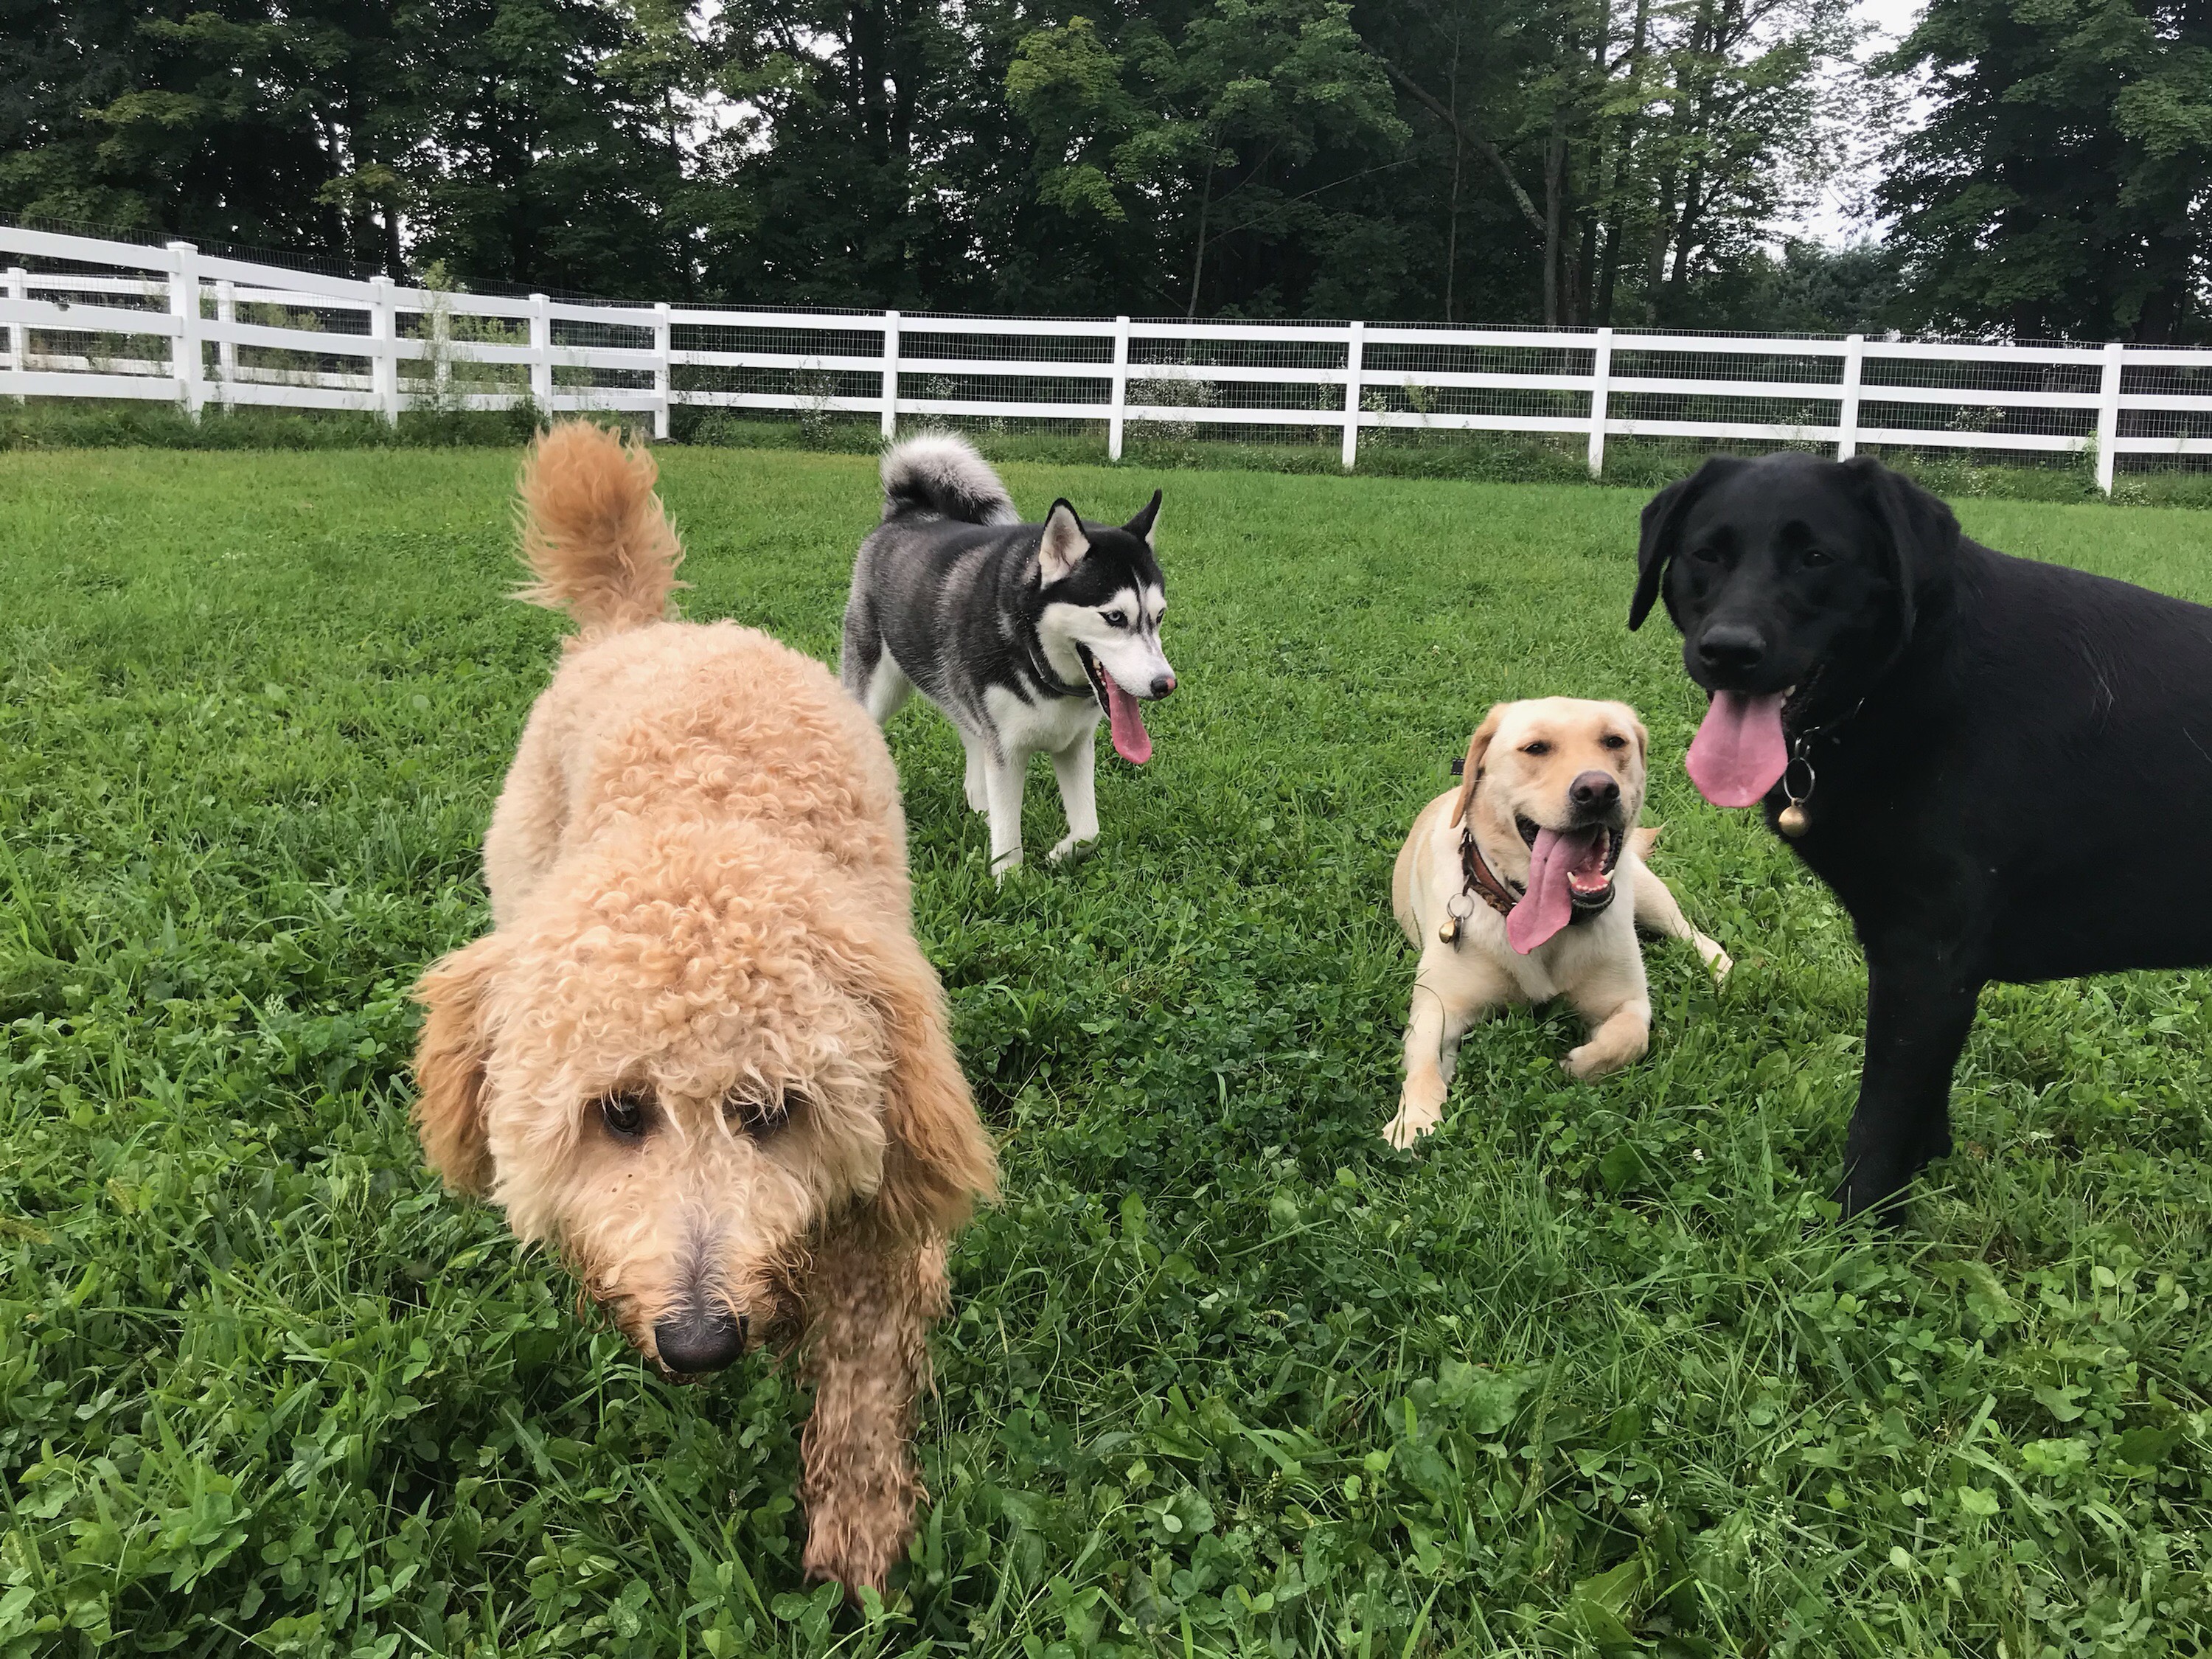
1438,915,1461,945
1777,802,1810,838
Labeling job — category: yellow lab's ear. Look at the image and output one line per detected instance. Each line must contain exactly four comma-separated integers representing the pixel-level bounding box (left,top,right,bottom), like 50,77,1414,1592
411,935,507,1196
1632,714,1649,767
1450,705,1506,827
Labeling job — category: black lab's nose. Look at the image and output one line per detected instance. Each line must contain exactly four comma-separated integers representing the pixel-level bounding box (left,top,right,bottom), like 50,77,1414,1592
655,1307,748,1374
1150,672,1176,699
1696,625,1766,675
1570,771,1620,810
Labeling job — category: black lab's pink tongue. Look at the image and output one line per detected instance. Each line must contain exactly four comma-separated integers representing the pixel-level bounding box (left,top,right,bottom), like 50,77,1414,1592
1685,691,1790,807
1105,678,1152,765
1508,827,1598,954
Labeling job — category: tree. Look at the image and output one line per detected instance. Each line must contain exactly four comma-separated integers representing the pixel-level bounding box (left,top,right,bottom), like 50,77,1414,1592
1879,0,2212,341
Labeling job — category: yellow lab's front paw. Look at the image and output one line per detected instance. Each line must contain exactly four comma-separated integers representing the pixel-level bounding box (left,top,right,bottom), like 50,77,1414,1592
1383,1096,1443,1149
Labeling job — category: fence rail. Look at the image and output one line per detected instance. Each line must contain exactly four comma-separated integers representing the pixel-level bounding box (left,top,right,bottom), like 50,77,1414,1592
7,225,2212,492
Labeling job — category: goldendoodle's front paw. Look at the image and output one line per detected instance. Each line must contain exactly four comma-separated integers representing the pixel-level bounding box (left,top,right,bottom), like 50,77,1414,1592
1046,832,1097,866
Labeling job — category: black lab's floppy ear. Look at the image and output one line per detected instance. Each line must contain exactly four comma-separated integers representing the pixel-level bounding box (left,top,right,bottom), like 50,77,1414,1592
1844,455,1959,646
1037,500,1089,584
1629,456,1745,631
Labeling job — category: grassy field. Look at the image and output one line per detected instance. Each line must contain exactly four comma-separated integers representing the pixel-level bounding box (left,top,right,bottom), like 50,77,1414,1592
3,448,2211,1658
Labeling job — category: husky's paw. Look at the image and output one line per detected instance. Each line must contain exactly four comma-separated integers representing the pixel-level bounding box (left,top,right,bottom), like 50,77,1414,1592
1383,1101,1442,1150
965,779,989,814
1046,832,1098,866
989,849,1023,884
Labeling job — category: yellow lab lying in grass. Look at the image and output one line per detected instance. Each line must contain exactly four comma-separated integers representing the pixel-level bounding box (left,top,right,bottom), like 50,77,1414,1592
1385,697,1731,1149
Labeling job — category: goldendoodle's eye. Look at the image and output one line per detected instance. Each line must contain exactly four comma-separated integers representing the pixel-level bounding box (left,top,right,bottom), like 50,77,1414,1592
726,1088,801,1138
1600,734,1628,750
599,1091,649,1141
1523,740,1551,757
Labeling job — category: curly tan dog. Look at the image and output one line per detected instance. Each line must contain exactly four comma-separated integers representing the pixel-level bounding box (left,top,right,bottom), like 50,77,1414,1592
411,422,997,1596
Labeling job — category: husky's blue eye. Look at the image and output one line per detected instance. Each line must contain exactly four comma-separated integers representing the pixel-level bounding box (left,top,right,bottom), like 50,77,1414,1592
1104,611,1129,628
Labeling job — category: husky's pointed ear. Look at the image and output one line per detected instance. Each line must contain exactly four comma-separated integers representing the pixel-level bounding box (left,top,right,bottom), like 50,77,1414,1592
1037,500,1089,585
1450,705,1506,828
1124,489,1161,546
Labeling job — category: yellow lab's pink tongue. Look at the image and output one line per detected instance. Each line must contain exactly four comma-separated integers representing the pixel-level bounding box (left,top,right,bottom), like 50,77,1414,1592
1105,678,1152,765
1686,691,1790,807
1506,827,1604,954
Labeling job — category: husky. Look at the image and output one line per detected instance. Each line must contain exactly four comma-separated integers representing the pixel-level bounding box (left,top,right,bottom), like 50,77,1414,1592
841,433,1175,874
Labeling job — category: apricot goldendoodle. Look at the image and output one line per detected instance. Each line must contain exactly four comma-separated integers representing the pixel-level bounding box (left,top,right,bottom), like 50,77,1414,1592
411,421,996,1595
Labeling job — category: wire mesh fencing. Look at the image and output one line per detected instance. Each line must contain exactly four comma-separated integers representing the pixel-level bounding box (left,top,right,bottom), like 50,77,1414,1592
9,224,2212,488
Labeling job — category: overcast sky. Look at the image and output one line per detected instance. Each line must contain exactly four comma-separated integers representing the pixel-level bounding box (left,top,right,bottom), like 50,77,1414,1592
1785,0,1929,243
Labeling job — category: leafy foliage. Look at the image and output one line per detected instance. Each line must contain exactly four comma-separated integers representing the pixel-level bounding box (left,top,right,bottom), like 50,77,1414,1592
1879,0,2212,341
4,450,2212,1655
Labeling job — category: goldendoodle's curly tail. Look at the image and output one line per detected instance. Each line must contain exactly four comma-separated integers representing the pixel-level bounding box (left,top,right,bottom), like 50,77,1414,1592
515,420,684,639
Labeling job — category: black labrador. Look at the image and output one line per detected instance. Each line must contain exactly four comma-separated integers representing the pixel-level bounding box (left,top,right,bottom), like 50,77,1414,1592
1630,451,2212,1217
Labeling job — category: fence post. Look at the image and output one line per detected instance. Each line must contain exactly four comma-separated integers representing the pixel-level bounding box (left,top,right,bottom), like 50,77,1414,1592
1586,327,1613,479
881,310,901,440
167,241,203,418
529,294,553,415
5,268,24,399
1340,319,1364,471
1108,315,1130,462
2096,340,2124,495
1837,333,1864,460
214,279,237,406
653,302,672,440
369,276,399,425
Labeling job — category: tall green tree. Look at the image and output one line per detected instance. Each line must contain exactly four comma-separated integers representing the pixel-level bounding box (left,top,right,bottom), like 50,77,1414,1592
1879,0,2212,341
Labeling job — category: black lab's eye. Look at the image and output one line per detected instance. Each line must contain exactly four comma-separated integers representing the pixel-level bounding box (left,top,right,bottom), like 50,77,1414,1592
1688,543,1721,564
1103,610,1130,629
1801,546,1834,567
1523,740,1551,757
599,1090,649,1141
1600,734,1628,751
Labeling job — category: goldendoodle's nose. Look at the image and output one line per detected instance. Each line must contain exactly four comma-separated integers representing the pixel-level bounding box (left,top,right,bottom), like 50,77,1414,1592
1570,770,1620,810
655,1307,747,1374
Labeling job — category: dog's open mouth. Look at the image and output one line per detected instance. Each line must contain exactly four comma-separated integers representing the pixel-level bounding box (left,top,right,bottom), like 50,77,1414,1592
1076,644,1153,766
1686,686,1795,808
1514,816,1623,903
1504,818,1623,954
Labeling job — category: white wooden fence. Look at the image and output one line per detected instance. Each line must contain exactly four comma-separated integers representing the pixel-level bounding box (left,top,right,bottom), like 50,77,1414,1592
7,223,2212,493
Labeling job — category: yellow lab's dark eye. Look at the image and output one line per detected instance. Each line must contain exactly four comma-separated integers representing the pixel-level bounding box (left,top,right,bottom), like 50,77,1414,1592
1523,740,1551,757
599,1090,649,1141
1600,734,1628,750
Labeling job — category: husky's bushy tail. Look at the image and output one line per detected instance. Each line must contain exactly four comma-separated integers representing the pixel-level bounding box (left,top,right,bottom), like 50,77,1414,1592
880,431,1019,526
516,421,685,639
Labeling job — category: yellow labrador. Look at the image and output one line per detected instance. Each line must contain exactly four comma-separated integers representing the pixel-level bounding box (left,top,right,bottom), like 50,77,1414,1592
1385,698,1730,1149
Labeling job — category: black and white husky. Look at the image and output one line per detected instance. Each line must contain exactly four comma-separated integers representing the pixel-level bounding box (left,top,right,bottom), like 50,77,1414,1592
840,433,1176,874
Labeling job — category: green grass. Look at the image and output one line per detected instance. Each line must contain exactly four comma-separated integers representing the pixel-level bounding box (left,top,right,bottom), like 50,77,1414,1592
4,448,2212,1658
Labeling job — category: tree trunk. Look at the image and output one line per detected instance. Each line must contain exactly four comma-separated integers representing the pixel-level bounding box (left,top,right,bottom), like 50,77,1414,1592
1543,101,1567,327
1186,155,1214,320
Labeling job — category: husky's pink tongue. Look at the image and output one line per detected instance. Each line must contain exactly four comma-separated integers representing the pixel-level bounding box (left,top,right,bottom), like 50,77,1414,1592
1686,691,1790,808
1105,678,1152,765
1507,827,1601,954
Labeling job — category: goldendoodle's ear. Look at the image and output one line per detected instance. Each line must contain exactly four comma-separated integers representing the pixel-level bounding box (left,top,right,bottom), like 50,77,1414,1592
411,935,507,1196
856,929,998,1237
